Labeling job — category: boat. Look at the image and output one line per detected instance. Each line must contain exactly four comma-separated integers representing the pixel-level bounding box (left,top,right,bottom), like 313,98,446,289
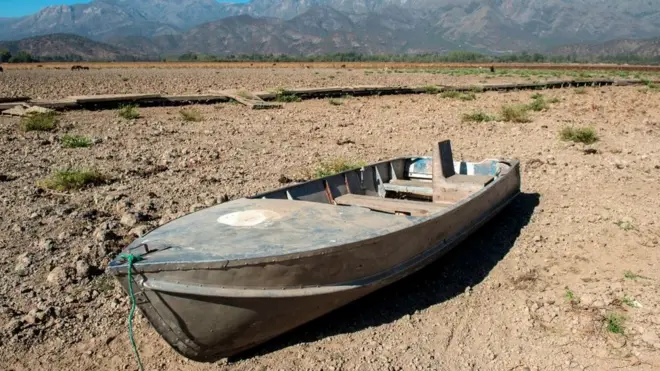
107,140,521,361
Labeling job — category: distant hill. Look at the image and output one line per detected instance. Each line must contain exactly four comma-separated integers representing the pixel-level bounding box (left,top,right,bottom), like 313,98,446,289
0,34,148,61
1,0,660,55
109,7,464,57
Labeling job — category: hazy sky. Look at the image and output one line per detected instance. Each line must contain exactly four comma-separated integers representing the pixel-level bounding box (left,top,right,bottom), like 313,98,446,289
0,0,250,18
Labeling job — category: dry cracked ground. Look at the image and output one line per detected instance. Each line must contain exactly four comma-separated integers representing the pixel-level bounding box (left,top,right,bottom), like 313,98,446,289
1,68,660,371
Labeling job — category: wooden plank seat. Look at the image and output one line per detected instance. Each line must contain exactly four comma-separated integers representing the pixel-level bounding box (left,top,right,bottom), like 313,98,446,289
334,194,450,216
383,174,494,200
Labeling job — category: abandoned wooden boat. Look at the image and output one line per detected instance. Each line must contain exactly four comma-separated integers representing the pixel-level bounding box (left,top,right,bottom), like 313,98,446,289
107,140,521,361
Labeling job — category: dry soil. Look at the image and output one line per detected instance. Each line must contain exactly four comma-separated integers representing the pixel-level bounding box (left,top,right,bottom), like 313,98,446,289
1,68,660,371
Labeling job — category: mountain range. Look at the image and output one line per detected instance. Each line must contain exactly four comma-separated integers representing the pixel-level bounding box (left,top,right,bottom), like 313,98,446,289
1,0,659,58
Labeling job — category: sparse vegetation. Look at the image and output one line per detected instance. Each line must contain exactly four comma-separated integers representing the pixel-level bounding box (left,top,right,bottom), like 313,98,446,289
313,159,367,178
439,90,476,101
118,104,140,119
38,167,107,191
462,111,494,123
19,112,58,132
275,92,302,102
605,313,625,334
61,134,92,148
179,109,203,122
621,296,640,308
423,85,440,94
440,90,461,99
329,98,343,106
574,87,587,94
565,287,579,304
459,92,477,101
623,270,650,280
615,220,635,231
527,96,549,111
559,126,599,144
500,104,531,123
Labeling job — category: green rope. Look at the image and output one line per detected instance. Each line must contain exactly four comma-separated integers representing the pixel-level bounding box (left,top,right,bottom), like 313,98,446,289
118,253,144,371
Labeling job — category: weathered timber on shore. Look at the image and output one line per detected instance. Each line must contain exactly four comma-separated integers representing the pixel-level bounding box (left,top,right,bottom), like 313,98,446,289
1,79,654,113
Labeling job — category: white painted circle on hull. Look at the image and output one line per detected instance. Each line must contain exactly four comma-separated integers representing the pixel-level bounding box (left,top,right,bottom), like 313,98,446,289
217,210,281,227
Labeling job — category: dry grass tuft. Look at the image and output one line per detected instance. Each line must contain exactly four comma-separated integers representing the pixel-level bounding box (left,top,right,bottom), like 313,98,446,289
61,134,92,148
313,158,367,178
560,126,599,144
179,109,203,122
500,104,531,123
118,104,140,119
20,112,58,132
462,111,494,123
38,168,108,191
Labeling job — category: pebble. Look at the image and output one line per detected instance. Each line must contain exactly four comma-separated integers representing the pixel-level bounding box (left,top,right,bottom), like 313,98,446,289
93,223,118,242
47,267,69,286
14,253,32,276
40,238,56,251
120,213,138,228
75,260,92,279
114,199,133,214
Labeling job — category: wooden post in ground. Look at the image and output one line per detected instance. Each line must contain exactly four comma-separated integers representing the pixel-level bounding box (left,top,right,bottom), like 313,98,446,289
432,140,455,204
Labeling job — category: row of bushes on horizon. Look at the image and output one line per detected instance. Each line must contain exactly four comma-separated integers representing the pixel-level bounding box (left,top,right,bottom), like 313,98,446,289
2,48,659,65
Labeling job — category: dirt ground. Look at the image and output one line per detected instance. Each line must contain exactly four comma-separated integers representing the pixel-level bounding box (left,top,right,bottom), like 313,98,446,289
1,67,658,100
1,68,660,371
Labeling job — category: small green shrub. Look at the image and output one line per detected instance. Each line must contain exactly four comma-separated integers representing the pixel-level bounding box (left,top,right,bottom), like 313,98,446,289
61,134,92,148
314,159,367,178
564,287,579,304
459,92,477,101
423,85,440,94
329,98,343,106
500,104,531,123
559,127,599,144
179,109,203,122
462,111,494,123
440,90,476,101
605,313,625,334
118,104,140,119
20,112,58,132
275,93,302,102
527,97,549,111
38,168,107,191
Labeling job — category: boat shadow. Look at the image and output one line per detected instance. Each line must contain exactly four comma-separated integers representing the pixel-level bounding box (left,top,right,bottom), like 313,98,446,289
228,191,540,362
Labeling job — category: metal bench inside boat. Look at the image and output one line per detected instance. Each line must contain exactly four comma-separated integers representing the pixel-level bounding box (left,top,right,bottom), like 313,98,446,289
334,193,449,216
253,140,499,215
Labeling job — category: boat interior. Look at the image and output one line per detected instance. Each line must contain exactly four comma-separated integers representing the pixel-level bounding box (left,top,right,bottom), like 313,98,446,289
251,141,507,217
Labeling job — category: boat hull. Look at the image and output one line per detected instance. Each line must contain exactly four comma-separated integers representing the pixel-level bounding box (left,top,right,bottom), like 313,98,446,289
110,159,521,361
